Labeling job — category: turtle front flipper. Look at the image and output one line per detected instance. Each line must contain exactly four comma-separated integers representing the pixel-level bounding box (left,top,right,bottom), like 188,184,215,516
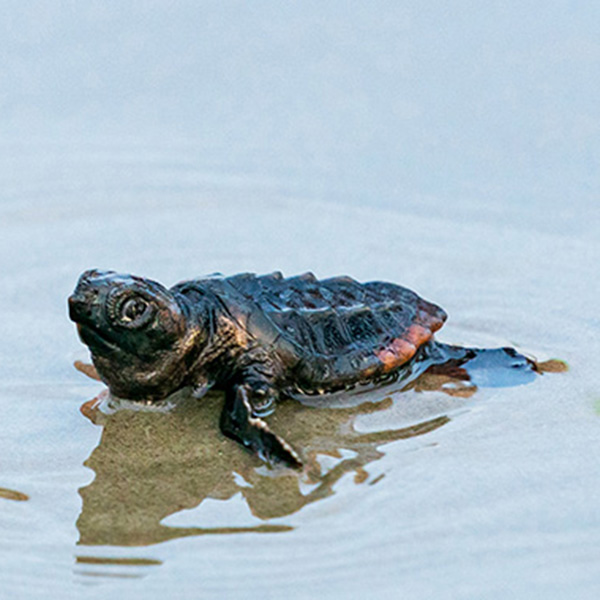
220,384,302,469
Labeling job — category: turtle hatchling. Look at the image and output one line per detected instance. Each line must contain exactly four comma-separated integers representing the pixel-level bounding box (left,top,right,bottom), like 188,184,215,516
69,269,539,467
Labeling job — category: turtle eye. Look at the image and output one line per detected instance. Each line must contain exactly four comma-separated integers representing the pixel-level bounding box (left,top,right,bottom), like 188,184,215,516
105,289,156,329
107,294,154,329
120,297,148,323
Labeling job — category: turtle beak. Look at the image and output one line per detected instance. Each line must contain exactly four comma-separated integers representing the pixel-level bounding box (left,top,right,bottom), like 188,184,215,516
68,269,114,324
68,293,92,323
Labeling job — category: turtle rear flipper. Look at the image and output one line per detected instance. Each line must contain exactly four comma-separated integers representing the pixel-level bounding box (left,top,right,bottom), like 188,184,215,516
422,342,538,387
220,384,302,469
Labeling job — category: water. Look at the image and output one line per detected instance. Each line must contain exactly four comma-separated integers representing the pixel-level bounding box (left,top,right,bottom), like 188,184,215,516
1,3,599,599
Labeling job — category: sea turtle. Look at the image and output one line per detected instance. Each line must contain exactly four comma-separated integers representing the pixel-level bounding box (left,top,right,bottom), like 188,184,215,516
68,269,538,468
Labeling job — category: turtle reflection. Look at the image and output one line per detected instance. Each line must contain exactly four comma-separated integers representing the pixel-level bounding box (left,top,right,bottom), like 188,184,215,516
77,393,449,547
77,350,546,547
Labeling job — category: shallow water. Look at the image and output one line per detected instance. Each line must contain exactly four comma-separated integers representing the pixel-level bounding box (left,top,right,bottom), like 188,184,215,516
1,3,599,599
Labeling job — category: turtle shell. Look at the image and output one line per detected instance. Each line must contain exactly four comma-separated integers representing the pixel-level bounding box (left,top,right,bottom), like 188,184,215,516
201,272,447,391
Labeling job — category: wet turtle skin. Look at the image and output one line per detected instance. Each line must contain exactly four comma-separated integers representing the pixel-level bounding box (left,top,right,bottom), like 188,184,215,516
68,269,534,467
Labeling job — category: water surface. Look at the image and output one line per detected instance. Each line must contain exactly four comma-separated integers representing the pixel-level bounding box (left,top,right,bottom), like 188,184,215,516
1,3,599,599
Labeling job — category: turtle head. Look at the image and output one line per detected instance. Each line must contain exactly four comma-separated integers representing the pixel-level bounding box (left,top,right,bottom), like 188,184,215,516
69,269,196,400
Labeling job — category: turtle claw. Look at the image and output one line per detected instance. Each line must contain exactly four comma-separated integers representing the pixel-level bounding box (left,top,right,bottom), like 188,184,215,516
220,384,302,469
253,424,303,469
